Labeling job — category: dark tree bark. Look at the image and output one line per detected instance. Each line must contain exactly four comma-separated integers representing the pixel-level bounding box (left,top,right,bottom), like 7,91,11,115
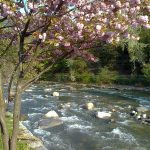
0,69,9,150
10,82,22,150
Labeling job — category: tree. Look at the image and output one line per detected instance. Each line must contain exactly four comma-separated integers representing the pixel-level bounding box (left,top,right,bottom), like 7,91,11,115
0,0,150,150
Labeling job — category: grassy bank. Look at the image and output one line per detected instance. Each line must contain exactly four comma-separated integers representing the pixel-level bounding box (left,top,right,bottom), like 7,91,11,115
0,114,33,150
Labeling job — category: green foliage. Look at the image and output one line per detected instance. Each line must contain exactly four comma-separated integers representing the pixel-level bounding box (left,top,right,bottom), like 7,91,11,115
96,67,118,85
75,71,95,84
54,73,70,82
143,63,150,81
115,75,149,86
67,59,87,73
128,40,147,64
54,59,69,72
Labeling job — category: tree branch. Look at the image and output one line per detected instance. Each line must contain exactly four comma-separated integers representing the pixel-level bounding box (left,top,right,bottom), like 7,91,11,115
22,50,73,91
0,17,7,23
0,35,16,59
0,25,14,30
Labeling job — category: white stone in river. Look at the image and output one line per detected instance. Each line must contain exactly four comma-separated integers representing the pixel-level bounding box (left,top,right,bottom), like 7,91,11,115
96,112,111,119
52,92,59,96
45,110,59,118
136,107,148,112
137,115,141,120
44,88,52,92
85,102,94,110
143,114,147,119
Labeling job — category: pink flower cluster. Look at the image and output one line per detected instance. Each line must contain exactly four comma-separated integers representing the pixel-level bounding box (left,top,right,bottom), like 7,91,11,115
0,0,150,62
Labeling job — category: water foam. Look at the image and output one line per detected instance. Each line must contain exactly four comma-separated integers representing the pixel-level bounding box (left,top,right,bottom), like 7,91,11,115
111,127,137,144
34,128,51,137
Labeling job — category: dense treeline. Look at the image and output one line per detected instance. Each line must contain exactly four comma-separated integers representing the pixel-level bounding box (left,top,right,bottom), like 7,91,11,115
41,29,150,86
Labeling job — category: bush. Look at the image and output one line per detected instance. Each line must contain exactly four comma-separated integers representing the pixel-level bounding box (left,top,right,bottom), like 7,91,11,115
96,67,118,85
54,73,70,82
143,63,150,81
75,71,95,84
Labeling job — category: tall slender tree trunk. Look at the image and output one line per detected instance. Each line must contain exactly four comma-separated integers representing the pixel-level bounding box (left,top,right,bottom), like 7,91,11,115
0,69,9,150
10,82,22,150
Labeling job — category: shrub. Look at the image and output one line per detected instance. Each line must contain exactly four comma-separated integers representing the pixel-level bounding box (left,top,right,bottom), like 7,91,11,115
96,67,118,85
54,73,70,82
143,63,150,81
75,71,95,84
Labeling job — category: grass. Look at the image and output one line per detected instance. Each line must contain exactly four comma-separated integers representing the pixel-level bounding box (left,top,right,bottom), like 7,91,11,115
0,115,33,150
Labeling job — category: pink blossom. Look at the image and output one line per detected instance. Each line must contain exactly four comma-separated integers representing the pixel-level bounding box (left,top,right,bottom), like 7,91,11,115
42,33,46,42
115,24,122,30
28,2,34,9
124,2,130,7
38,33,46,42
77,22,84,30
135,0,141,5
57,36,64,41
132,22,139,28
130,7,136,14
143,24,150,29
96,25,102,31
123,33,130,39
106,37,113,43
147,6,150,12
39,34,43,40
64,42,70,47
100,2,107,10
115,37,120,42
136,6,140,11
138,15,149,23
115,1,122,8
86,5,91,10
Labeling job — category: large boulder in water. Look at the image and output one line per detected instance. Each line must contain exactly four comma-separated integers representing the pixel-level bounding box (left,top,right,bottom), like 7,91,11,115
96,111,112,119
82,102,94,110
136,107,148,113
52,92,59,97
58,102,71,109
44,110,59,118
38,118,63,129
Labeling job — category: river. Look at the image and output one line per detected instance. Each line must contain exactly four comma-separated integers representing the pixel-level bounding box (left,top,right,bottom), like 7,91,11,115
19,83,150,150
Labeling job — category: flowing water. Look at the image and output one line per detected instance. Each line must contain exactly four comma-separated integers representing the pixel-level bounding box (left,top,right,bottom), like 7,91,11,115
18,83,150,150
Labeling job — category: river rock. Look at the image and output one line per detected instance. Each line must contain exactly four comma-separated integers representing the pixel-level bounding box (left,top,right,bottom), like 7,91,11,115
38,118,63,129
142,118,150,125
44,88,52,92
96,111,112,119
136,107,148,112
82,102,94,110
44,110,59,118
43,95,49,98
59,102,71,109
52,92,59,97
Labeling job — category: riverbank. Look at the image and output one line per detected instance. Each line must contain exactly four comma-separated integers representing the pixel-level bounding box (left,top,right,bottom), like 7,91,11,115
0,113,47,150
36,81,150,92
19,122,47,150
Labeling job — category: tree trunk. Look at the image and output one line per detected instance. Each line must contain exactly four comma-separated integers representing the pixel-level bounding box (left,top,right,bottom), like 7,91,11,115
0,69,9,150
10,83,22,150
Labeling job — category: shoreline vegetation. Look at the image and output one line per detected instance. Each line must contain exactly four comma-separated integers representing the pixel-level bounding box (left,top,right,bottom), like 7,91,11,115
0,113,47,150
37,80,150,92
